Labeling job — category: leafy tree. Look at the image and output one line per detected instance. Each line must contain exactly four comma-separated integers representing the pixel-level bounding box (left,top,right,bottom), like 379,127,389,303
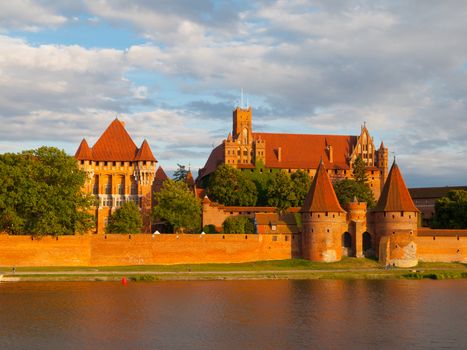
0,147,95,236
431,190,467,229
352,155,368,184
152,180,201,233
207,164,257,206
222,216,255,234
333,179,376,208
106,201,143,233
291,169,311,206
267,172,297,212
202,224,217,234
173,163,188,182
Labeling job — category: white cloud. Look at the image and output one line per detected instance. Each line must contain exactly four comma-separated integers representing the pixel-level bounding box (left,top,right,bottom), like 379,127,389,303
0,1,66,31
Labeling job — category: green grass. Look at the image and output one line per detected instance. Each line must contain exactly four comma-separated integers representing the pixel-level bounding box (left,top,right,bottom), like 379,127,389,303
0,257,382,273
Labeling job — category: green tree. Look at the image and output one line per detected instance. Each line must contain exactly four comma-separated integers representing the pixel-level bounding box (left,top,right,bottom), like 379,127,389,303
352,155,368,183
106,201,143,233
291,169,311,206
222,216,255,234
207,164,257,206
152,180,201,233
333,179,376,208
431,190,467,229
0,147,95,236
267,172,296,212
173,163,188,182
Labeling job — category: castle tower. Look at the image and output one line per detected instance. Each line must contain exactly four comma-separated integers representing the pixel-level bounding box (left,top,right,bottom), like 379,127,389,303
373,160,419,267
301,161,347,262
253,135,266,165
377,141,389,186
346,198,367,258
75,119,157,234
134,139,157,232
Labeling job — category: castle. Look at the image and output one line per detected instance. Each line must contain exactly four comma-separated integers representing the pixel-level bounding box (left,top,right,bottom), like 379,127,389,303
75,119,160,234
199,107,388,199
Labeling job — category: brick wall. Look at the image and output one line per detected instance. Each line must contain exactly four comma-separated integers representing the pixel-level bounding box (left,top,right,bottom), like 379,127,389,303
0,233,298,267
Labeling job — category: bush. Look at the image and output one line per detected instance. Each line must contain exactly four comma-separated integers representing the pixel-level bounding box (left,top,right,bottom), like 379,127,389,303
202,224,217,234
223,216,255,234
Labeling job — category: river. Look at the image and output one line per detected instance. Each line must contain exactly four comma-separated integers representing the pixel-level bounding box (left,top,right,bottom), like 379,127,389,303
0,280,466,349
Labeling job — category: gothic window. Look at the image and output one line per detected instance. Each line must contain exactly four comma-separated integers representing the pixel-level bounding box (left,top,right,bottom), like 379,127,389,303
242,128,248,144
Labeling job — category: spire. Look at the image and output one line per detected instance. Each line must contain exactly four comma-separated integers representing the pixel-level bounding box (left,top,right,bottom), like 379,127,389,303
185,170,195,187
301,161,345,213
375,161,418,212
135,139,157,162
75,138,93,160
227,132,232,141
379,141,385,149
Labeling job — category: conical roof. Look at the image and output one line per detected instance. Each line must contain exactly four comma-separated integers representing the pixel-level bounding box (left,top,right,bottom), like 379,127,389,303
155,166,168,181
375,161,418,212
301,161,345,213
135,139,157,162
75,138,93,160
91,119,138,161
186,170,195,187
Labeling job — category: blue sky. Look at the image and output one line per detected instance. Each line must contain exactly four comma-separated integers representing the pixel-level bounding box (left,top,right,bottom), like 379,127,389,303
0,0,467,187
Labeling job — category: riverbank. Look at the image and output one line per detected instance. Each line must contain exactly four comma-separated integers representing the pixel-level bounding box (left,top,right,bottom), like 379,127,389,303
1,258,465,282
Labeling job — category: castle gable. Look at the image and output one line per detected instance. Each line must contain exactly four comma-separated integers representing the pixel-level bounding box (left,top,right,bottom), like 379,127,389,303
375,162,418,212
301,161,345,213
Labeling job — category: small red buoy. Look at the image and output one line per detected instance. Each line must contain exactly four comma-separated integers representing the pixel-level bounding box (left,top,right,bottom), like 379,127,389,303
121,277,128,285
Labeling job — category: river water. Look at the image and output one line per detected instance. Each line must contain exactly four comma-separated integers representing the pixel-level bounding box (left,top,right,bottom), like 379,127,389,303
0,280,466,349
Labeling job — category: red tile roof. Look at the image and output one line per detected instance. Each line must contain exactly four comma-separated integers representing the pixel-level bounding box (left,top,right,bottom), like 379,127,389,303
254,132,356,169
75,138,92,160
301,161,345,213
375,162,418,212
155,166,168,182
75,118,157,162
135,139,157,162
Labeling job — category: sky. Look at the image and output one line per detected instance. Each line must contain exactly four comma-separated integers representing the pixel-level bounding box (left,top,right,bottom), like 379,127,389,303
0,0,466,187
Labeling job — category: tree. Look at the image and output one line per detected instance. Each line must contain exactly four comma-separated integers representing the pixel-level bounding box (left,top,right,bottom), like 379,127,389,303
222,216,255,234
333,179,376,208
106,201,143,233
431,190,467,229
173,163,188,182
352,155,368,184
291,169,311,206
207,164,257,206
267,172,297,212
152,180,201,233
0,147,95,236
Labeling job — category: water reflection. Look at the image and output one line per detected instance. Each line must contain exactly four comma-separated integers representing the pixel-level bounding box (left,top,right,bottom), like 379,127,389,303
0,280,466,349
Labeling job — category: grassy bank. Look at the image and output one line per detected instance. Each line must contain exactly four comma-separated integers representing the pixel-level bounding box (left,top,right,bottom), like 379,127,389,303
1,258,465,282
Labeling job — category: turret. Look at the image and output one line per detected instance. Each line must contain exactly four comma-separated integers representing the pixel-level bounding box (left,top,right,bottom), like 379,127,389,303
373,160,419,267
300,161,347,262
345,198,367,257
377,141,389,184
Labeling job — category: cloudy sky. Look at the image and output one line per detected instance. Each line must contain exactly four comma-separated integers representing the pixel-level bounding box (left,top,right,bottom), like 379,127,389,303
1,0,466,187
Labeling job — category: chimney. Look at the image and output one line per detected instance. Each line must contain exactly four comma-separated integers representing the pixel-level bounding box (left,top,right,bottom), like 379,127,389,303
328,145,333,163
277,147,282,162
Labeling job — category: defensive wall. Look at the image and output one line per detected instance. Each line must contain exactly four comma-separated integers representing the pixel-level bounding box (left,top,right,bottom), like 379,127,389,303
0,233,300,267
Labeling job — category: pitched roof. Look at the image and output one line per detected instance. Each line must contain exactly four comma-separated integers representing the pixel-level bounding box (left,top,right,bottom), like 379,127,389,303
135,139,157,162
408,186,467,199
91,119,138,161
375,162,418,212
75,138,93,160
253,132,356,169
301,161,345,213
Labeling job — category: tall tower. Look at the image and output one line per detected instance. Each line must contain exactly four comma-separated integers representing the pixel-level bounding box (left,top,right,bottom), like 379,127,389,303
232,106,252,142
301,161,347,262
377,141,389,185
373,161,419,267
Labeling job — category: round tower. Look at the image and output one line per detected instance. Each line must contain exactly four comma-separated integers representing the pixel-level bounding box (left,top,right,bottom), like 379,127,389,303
373,161,419,267
346,199,367,257
301,161,347,262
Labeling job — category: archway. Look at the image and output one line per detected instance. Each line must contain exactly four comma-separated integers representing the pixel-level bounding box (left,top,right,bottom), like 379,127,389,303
342,232,352,257
362,232,373,257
